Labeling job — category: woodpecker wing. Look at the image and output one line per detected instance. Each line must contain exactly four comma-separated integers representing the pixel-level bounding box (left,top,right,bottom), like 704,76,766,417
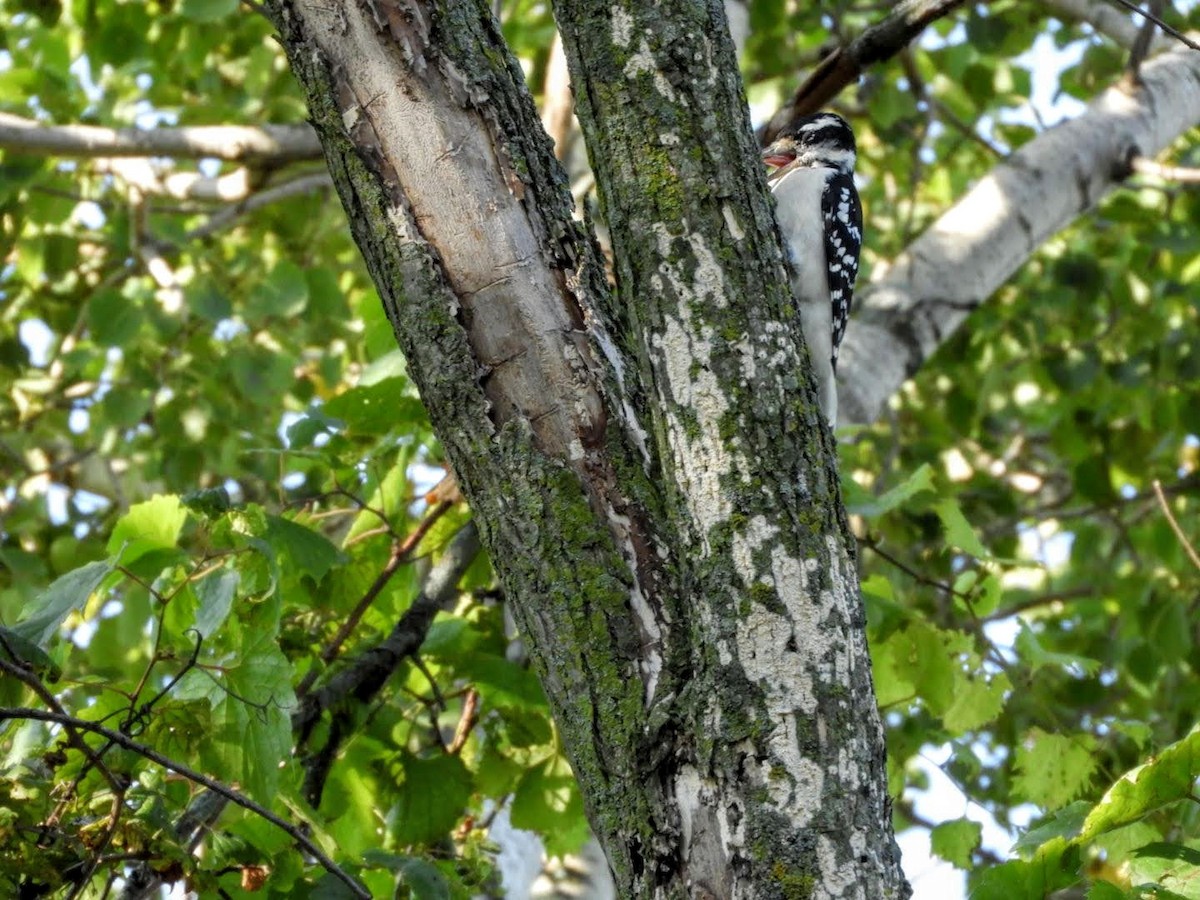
821,171,862,373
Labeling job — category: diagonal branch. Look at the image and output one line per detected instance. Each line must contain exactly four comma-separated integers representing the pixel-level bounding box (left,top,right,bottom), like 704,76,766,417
761,0,969,143
838,42,1200,426
295,522,482,805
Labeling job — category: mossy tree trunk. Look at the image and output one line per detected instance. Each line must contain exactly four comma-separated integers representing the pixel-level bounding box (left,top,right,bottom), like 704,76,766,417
265,0,909,896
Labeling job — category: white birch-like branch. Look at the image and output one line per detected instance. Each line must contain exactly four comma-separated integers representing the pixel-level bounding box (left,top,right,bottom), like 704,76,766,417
1041,0,1160,48
0,112,321,162
838,43,1200,426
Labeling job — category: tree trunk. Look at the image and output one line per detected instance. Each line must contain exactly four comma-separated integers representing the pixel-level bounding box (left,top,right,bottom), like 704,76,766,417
265,1,908,896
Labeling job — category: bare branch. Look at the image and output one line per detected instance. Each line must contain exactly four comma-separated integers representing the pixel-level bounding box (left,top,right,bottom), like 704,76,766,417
97,157,255,201
762,0,968,143
0,112,321,162
293,521,481,742
1123,0,1165,80
1153,480,1200,572
184,170,333,241
296,522,482,806
1130,155,1200,183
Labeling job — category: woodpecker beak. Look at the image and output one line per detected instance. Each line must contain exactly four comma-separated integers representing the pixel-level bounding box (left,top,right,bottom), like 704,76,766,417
762,143,795,169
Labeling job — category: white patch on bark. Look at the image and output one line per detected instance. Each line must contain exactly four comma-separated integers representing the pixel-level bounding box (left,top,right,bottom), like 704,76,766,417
650,220,751,535
610,6,634,48
587,316,651,464
673,764,704,849
721,202,744,241
606,507,664,699
727,521,869,842
817,833,866,899
624,47,677,102
611,12,678,102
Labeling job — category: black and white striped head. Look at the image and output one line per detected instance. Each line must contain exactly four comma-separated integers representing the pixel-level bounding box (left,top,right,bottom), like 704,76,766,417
762,112,857,176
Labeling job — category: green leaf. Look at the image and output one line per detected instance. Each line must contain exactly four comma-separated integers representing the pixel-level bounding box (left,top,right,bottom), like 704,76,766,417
179,0,238,22
361,852,450,900
511,753,590,856
1013,802,1090,858
1086,882,1128,900
1015,626,1101,676
1014,729,1098,811
182,486,233,518
1130,843,1200,899
942,671,1010,734
87,289,142,346
324,377,427,437
460,655,547,710
264,515,343,582
185,276,232,321
1080,728,1200,843
934,498,989,558
969,839,1077,900
870,622,970,714
844,463,936,518
391,753,472,846
0,626,60,679
249,260,309,319
107,494,188,567
194,569,238,638
931,817,982,869
11,560,113,647
174,629,295,803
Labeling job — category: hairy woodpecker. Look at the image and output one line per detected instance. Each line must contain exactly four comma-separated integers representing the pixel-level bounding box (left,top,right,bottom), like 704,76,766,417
763,112,863,428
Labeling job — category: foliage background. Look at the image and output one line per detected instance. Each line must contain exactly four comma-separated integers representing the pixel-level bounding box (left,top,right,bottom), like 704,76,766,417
1,0,1199,897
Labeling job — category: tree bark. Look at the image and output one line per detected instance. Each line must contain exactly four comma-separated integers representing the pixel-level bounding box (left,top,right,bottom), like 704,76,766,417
265,0,907,896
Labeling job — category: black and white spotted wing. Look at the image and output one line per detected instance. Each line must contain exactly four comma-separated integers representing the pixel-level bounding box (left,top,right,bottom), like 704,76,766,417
821,171,862,373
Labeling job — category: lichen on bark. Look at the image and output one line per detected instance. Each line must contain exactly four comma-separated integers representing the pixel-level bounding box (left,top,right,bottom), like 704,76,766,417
267,0,909,895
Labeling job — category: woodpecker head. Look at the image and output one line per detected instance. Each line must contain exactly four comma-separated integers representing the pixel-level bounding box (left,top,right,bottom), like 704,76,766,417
762,112,857,176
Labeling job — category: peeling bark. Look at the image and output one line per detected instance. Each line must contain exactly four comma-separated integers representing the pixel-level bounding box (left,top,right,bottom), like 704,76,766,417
266,0,907,896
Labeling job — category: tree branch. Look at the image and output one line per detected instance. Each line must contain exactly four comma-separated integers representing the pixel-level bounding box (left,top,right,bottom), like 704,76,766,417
1130,155,1200,183
0,112,321,162
839,42,1200,425
761,0,968,143
1042,0,1169,49
293,519,480,736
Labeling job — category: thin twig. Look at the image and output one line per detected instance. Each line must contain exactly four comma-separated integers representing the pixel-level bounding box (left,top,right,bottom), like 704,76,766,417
1104,0,1200,51
448,689,480,755
184,171,332,241
0,707,370,899
1153,479,1200,572
861,538,973,600
295,500,454,698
